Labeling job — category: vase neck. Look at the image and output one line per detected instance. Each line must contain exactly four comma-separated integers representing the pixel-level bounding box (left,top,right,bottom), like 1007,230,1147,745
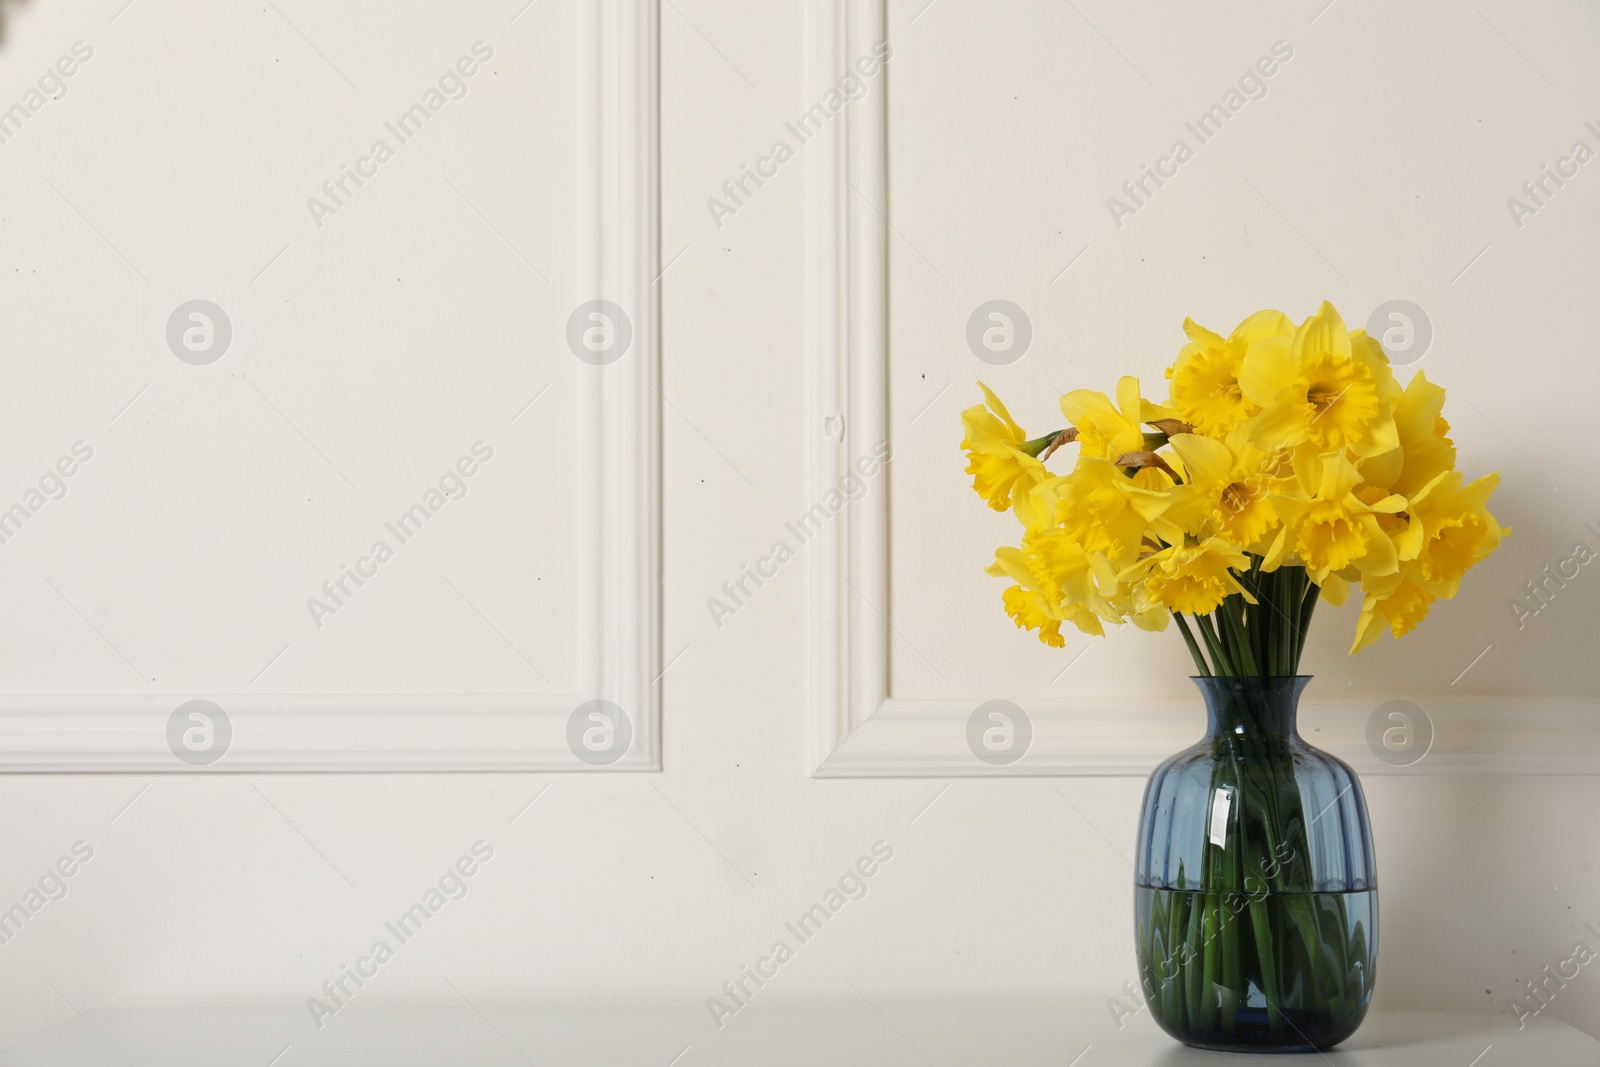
1194,675,1309,740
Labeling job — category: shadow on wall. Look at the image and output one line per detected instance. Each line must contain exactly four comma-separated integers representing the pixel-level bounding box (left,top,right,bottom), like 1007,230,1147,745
0,0,27,43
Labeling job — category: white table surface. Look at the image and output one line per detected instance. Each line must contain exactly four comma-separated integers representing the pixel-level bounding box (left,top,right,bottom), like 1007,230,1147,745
1,1007,1593,1065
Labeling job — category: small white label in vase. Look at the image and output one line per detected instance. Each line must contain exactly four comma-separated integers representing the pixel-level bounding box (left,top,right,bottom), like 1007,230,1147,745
1208,787,1233,848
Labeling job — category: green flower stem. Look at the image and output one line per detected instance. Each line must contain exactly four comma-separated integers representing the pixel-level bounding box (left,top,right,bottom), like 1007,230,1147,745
1219,850,1240,1035
1319,898,1350,1019
1195,614,1234,676
1349,918,1370,1003
1295,581,1321,672
1283,893,1332,1008
1184,890,1205,1025
1199,891,1221,1030
1245,853,1286,1032
1219,600,1258,677
1164,887,1186,1024
1252,562,1273,674
1173,614,1210,676
1270,570,1290,676
1017,430,1068,457
1274,567,1294,675
1143,894,1168,1028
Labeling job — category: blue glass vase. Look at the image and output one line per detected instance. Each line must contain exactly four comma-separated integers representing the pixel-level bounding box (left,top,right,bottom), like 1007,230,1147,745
1133,676,1377,1052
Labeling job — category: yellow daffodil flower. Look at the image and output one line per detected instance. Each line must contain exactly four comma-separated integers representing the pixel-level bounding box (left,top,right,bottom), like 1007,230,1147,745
1368,370,1457,499
1167,310,1293,436
1056,457,1178,567
999,582,1067,647
1265,449,1406,584
1165,428,1284,549
1397,470,1509,592
1241,302,1399,458
1061,376,1175,461
1349,566,1438,653
1121,537,1257,617
987,543,1111,642
961,382,1047,513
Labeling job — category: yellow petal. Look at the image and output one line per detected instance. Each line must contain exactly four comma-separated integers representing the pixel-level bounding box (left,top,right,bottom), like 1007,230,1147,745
1261,521,1296,571
1229,309,1294,346
1239,334,1297,407
1167,433,1233,490
1349,412,1400,459
1393,515,1426,561
1354,513,1398,577
1115,376,1144,421
1182,317,1227,348
976,381,1022,437
1349,594,1386,653
1294,301,1352,366
1316,452,1362,502
1060,388,1115,428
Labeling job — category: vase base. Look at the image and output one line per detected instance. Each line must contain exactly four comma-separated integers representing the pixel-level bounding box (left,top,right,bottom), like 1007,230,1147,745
1182,1040,1327,1054
1165,1004,1369,1054
1135,884,1376,1055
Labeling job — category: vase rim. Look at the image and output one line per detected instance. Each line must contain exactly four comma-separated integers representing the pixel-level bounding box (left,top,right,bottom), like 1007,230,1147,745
1188,674,1314,681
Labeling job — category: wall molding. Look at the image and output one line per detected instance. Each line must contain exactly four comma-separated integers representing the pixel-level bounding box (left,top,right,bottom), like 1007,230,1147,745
0,0,660,773
803,0,1596,778
812,695,1600,778
0,695,657,773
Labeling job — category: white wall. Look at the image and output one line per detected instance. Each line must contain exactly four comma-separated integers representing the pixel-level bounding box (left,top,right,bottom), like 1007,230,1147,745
881,0,1600,702
0,0,1596,1054
0,1,583,694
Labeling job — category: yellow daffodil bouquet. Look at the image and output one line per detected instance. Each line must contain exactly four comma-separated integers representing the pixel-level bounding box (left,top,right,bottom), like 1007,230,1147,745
961,301,1508,677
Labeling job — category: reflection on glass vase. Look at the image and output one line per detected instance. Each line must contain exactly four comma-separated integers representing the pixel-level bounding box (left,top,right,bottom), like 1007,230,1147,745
1134,675,1377,1053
